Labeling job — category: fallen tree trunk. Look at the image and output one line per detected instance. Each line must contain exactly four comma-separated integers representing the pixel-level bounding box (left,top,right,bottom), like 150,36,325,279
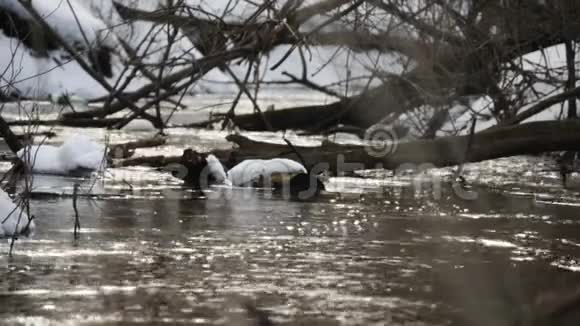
215,78,422,131
8,118,124,128
108,136,166,159
114,148,235,168
222,120,580,173
116,120,580,174
114,155,180,168
226,102,346,131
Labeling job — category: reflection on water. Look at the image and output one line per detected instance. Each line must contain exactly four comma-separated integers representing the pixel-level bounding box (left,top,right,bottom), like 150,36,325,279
2,99,580,324
2,170,580,325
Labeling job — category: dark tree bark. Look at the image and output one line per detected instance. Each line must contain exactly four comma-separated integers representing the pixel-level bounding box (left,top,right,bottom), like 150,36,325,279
220,76,424,131
566,41,577,118
108,136,166,159
116,120,580,177
221,120,580,173
8,118,124,128
58,1,580,132
0,114,23,153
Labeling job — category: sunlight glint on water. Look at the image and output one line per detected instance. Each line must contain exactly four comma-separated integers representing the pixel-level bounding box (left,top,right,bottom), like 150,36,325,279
2,97,580,325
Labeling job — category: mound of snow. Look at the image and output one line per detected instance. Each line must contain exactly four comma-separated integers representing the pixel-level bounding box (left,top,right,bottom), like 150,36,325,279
0,188,35,238
227,158,306,187
206,154,229,185
18,135,106,175
122,119,156,131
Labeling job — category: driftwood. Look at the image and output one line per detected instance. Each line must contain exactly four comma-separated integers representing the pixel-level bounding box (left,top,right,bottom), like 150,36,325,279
108,136,167,159
114,148,236,169
221,102,346,131
112,120,580,175
209,79,421,132
114,136,166,150
114,155,181,168
14,131,56,140
222,120,580,173
8,118,124,128
27,191,123,200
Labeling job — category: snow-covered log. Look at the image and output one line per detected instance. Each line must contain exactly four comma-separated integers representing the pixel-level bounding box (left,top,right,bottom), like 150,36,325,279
226,158,306,187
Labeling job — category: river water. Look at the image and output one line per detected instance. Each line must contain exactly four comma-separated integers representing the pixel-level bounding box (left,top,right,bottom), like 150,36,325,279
2,96,580,325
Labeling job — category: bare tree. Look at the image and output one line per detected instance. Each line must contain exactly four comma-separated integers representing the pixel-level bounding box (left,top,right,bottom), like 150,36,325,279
4,0,580,168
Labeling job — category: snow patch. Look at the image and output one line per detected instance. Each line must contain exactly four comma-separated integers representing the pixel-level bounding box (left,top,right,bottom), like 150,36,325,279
0,188,35,238
206,154,229,185
122,119,156,131
18,134,106,175
227,158,306,187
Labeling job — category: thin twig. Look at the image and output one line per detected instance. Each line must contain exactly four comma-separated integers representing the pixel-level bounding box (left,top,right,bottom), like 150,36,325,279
283,137,308,170
73,183,81,240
